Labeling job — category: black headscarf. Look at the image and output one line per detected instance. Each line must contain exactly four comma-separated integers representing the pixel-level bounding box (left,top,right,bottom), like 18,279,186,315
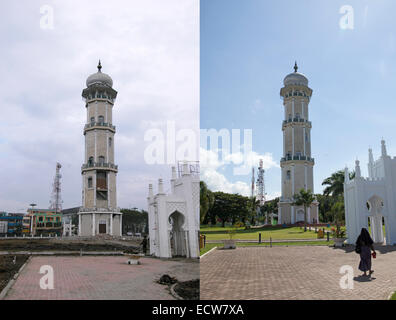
356,228,374,246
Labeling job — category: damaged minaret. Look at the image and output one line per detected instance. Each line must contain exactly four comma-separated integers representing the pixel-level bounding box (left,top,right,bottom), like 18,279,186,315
78,61,122,236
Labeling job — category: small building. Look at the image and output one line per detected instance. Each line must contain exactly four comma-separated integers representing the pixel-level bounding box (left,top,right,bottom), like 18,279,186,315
22,215,31,234
62,207,80,236
0,213,24,236
27,209,62,236
0,221,7,235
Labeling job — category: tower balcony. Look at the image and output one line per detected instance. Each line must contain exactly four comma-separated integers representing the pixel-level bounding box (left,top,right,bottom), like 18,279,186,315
282,118,312,127
81,162,118,173
281,155,315,164
84,122,116,133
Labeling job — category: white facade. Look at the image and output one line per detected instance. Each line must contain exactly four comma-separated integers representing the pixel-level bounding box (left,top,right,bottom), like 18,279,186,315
147,162,199,259
78,61,122,236
344,140,396,245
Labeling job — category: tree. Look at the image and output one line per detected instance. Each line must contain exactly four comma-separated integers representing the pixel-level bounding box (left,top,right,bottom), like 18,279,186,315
200,181,214,224
205,192,250,227
261,198,280,225
331,200,345,237
293,189,315,232
322,170,355,197
331,200,345,225
120,208,148,235
248,196,260,225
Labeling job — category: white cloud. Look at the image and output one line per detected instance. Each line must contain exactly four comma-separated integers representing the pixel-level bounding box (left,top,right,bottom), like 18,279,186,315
200,147,279,197
0,0,198,212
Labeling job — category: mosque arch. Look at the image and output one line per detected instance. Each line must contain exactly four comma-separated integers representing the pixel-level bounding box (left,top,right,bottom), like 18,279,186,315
168,210,187,257
366,195,385,244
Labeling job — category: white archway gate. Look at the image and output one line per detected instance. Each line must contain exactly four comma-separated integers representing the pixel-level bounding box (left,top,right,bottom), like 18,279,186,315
367,195,385,244
169,211,188,257
147,162,199,258
344,140,396,245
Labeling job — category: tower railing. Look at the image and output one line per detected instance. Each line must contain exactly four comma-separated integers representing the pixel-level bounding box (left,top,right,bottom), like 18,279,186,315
283,118,311,126
81,162,118,170
84,122,116,130
281,155,315,163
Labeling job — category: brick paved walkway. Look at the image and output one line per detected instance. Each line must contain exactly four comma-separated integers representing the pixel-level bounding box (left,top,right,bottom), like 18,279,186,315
200,246,396,300
4,256,198,300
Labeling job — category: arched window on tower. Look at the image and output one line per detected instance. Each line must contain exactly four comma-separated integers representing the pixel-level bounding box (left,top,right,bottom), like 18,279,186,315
90,117,95,124
98,156,105,165
88,177,93,188
88,157,94,166
98,115,104,125
286,170,291,180
109,137,112,147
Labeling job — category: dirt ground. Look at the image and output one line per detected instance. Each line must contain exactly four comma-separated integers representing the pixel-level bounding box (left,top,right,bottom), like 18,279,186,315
0,255,29,292
174,279,199,300
0,238,141,253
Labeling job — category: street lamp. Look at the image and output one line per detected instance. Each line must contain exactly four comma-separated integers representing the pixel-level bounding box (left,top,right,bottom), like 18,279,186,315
29,203,37,235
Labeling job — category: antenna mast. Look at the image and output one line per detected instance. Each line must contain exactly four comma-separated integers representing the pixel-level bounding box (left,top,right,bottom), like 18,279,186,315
251,167,255,199
49,162,63,213
256,159,265,206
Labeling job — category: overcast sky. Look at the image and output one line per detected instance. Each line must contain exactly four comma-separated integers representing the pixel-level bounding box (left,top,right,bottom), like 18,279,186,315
201,0,396,199
0,0,199,213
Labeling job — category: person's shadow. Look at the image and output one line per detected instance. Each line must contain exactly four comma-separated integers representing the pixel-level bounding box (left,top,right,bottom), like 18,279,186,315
353,275,376,282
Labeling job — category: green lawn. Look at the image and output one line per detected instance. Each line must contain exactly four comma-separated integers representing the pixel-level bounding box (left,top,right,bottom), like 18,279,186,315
201,225,323,241
200,243,222,256
235,240,334,247
199,240,335,255
391,291,396,300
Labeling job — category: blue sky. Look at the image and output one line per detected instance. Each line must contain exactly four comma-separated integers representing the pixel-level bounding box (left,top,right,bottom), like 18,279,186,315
200,0,396,198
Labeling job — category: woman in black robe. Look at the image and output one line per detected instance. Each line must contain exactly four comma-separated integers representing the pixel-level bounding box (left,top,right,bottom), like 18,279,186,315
356,228,376,276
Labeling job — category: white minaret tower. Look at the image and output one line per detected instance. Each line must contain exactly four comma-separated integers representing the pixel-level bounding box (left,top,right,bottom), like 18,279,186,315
277,62,319,225
78,61,122,237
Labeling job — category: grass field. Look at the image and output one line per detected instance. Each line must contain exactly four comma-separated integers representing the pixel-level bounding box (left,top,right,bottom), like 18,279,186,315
201,225,324,241
391,291,396,300
200,243,219,256
199,240,335,256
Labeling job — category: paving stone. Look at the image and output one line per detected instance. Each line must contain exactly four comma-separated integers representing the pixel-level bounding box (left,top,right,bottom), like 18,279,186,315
5,256,198,300
200,246,396,300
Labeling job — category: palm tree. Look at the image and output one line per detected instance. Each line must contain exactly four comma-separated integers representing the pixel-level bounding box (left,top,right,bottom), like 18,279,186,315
262,201,274,225
250,196,260,225
322,170,355,197
293,189,315,232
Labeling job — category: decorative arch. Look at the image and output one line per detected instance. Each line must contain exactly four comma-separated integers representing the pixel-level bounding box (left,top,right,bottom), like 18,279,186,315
296,209,304,222
366,194,385,244
367,195,384,216
168,210,187,257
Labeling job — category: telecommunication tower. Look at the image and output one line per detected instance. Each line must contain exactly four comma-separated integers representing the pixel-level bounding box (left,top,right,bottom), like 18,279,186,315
251,167,255,199
49,162,63,213
256,159,265,206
